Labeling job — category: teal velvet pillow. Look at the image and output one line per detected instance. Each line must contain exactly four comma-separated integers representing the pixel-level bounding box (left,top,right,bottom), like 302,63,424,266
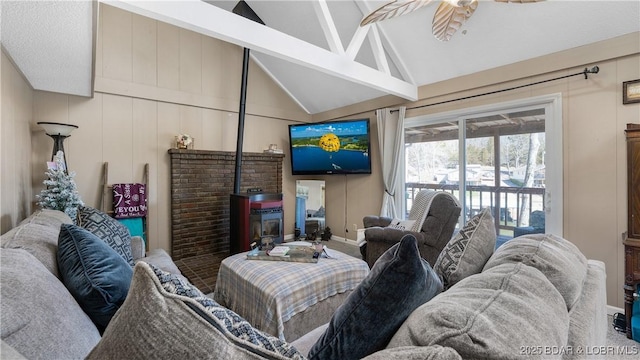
308,234,443,360
57,224,133,332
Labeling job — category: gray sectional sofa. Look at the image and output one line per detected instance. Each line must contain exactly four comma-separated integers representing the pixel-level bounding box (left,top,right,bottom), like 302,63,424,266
0,209,181,359
1,209,607,359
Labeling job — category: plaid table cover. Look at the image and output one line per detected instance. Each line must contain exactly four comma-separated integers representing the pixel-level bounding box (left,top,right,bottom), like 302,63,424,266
213,249,369,341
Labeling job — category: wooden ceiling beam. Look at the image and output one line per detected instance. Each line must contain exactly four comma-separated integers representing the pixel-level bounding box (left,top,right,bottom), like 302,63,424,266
406,121,545,143
103,0,417,101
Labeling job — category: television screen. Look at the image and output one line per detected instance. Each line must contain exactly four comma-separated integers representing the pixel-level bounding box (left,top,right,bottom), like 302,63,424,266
288,119,372,175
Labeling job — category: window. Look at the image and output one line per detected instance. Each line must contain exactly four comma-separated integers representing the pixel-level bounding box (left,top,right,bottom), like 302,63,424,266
401,94,562,241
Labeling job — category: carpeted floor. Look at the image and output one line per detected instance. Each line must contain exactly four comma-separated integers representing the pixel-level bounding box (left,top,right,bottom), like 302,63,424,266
324,238,362,258
606,314,639,357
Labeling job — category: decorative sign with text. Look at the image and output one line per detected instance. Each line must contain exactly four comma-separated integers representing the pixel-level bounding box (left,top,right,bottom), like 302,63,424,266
113,183,147,219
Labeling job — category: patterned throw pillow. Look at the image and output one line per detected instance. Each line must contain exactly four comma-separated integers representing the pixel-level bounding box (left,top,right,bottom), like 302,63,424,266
388,218,416,231
87,262,306,360
151,265,304,358
434,208,496,289
77,206,134,267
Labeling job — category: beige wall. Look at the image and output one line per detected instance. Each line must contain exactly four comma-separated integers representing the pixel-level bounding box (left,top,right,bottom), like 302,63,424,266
10,4,311,253
1,50,34,233
313,33,640,310
2,2,639,309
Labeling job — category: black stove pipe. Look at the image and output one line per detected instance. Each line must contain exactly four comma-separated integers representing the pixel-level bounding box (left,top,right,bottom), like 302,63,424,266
231,1,264,194
233,47,250,194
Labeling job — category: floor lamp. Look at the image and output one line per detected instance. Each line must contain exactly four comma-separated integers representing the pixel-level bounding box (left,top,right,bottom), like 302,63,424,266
37,121,78,173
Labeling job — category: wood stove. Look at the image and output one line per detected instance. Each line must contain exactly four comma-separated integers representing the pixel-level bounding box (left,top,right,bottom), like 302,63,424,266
250,200,283,246
230,193,283,254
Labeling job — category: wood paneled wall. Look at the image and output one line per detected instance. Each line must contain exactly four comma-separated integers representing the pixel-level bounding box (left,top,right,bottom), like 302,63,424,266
28,3,310,253
0,50,34,233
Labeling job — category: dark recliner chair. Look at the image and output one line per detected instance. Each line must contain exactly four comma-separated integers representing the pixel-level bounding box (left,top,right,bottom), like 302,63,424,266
360,190,461,268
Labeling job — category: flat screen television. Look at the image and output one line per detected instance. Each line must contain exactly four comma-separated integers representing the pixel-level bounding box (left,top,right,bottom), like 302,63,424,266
288,118,372,175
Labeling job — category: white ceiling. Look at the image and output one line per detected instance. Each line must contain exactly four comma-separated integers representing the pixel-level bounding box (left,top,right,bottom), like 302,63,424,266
1,0,95,97
1,0,639,114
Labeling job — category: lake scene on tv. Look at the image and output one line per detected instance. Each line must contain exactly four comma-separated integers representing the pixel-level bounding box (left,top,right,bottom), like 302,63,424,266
290,120,371,174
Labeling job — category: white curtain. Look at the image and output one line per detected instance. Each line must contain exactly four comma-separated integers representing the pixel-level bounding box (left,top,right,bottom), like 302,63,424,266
376,106,406,218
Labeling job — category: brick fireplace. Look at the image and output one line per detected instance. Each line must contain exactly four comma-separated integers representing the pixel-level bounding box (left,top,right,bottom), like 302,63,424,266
168,149,284,292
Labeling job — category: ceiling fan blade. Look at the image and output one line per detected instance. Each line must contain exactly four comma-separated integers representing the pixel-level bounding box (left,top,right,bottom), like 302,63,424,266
432,0,478,42
360,0,435,27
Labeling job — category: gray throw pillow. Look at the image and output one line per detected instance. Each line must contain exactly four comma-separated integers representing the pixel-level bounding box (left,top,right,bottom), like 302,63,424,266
308,234,443,360
77,206,135,267
434,208,496,289
58,224,133,332
388,262,569,359
87,262,306,360
0,222,63,278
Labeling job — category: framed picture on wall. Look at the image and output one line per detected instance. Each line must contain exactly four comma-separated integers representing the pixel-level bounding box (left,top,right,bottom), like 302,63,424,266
623,79,640,104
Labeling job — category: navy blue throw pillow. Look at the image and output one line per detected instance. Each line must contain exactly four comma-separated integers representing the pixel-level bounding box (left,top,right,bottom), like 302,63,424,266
308,234,443,360
58,224,133,332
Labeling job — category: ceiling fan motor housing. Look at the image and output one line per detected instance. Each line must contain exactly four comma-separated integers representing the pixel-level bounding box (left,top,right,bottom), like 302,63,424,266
449,0,475,6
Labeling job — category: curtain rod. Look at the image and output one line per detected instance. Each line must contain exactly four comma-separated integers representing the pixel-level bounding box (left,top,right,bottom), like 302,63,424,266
391,66,600,113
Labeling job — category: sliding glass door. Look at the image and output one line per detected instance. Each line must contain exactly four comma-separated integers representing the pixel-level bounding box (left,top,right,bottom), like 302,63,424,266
402,94,562,242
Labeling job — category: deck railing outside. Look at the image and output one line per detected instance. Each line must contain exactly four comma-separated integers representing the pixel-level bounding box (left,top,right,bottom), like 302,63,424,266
405,182,545,238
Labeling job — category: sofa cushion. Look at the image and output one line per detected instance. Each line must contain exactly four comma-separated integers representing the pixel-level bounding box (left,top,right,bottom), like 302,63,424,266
57,224,133,331
0,248,101,359
0,340,27,360
136,248,182,275
483,233,588,309
0,209,73,278
566,260,607,356
308,234,443,360
388,262,569,359
77,206,135,267
362,345,462,360
18,208,73,228
87,262,306,360
0,223,61,279
433,208,496,289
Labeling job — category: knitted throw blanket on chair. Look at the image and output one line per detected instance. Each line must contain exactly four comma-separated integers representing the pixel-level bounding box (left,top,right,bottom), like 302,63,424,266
408,191,459,232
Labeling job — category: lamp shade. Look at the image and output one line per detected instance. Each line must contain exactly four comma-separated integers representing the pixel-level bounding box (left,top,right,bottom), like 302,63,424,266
37,122,78,136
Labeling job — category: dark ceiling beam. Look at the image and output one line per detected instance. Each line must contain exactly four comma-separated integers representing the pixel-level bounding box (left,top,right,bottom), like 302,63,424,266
406,121,545,144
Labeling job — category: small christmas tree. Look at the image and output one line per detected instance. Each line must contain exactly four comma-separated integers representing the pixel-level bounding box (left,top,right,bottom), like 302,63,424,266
36,151,84,222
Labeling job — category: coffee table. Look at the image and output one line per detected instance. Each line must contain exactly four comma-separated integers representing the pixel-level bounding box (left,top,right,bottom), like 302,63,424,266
213,247,369,341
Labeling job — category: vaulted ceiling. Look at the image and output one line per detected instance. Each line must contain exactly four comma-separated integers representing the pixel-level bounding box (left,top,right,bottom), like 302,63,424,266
1,1,639,115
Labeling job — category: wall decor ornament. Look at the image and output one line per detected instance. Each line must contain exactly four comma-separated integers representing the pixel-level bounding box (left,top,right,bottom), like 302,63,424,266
623,79,640,104
175,134,194,149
